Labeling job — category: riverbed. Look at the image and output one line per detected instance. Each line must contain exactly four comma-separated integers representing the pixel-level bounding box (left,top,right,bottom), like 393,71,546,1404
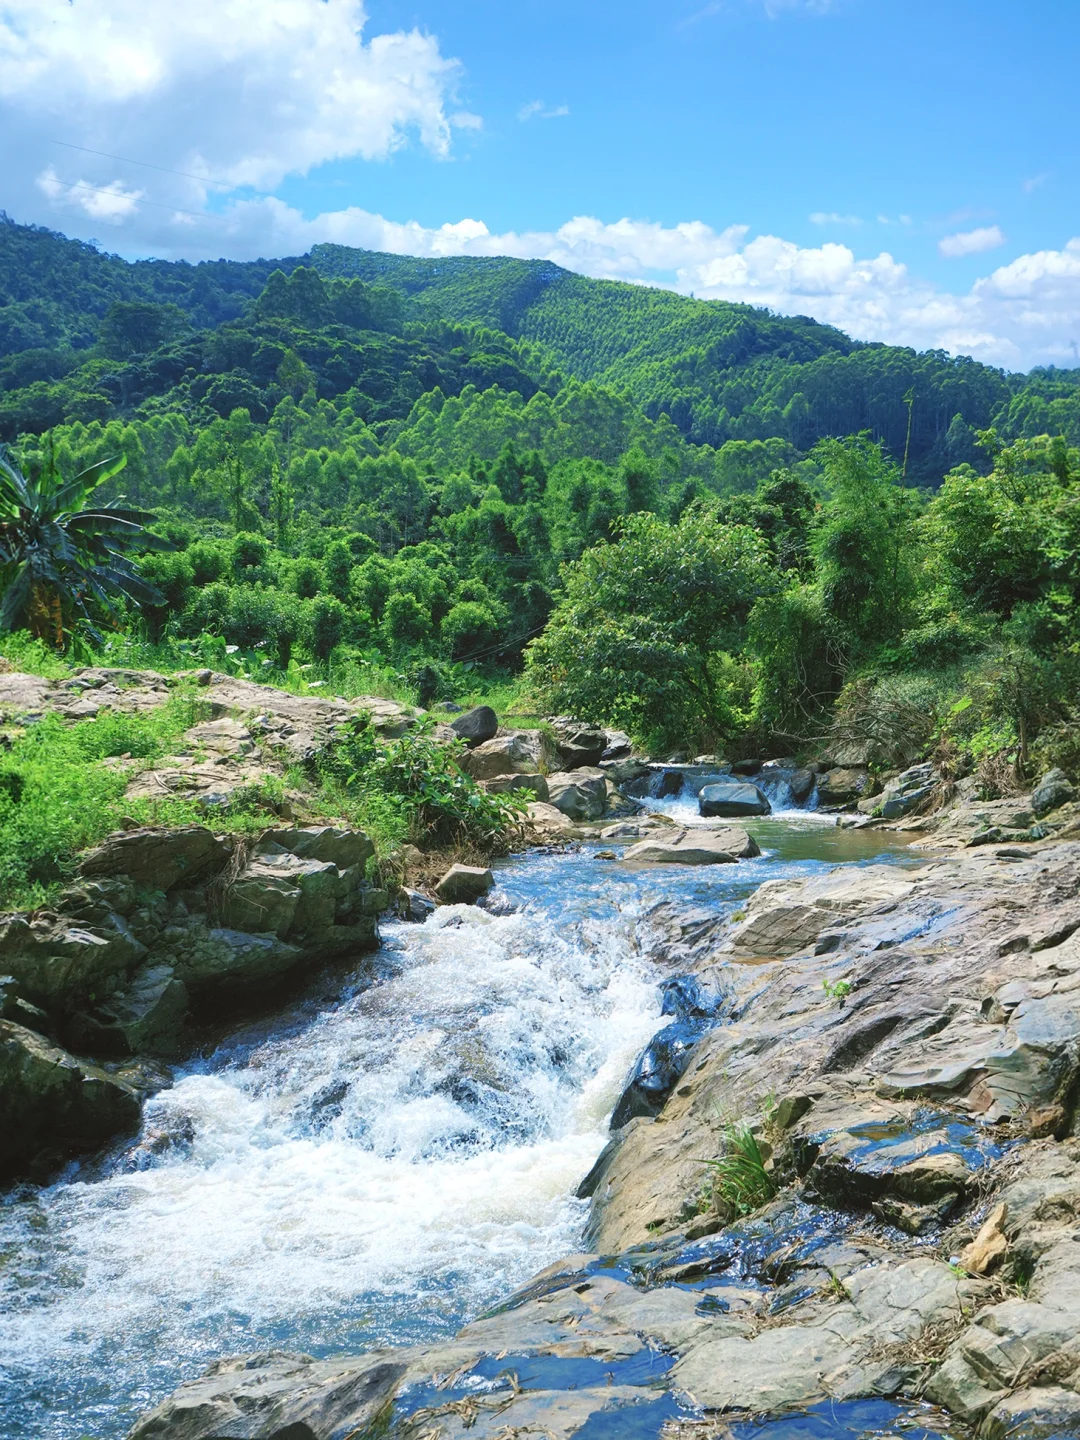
0,817,921,1439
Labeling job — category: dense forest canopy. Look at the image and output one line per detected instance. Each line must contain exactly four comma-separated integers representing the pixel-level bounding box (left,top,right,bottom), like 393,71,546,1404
3,212,1080,771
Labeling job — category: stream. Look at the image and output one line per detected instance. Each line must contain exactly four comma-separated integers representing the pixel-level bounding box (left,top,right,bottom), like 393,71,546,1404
0,809,922,1439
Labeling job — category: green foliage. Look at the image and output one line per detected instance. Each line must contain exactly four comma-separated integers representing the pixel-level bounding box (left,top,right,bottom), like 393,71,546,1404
0,444,168,643
703,1123,778,1220
325,713,526,852
0,694,207,907
526,507,771,750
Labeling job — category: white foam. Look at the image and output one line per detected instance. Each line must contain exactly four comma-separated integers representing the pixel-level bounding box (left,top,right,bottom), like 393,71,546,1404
0,900,663,1424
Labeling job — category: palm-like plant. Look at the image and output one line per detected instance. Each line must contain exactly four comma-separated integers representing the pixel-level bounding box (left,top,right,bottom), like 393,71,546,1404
0,445,167,645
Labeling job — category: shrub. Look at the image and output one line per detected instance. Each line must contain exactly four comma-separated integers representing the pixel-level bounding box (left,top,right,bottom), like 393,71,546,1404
310,594,346,660
326,713,525,852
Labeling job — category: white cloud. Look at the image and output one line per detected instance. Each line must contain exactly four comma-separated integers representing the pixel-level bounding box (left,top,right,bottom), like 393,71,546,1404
1023,173,1049,194
0,0,466,196
517,100,569,122
809,212,862,226
939,225,1006,259
36,166,145,223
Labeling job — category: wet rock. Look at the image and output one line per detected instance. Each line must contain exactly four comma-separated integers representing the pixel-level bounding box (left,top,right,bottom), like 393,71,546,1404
450,706,498,746
611,1021,707,1128
0,1018,141,1179
730,758,762,775
65,962,188,1057
601,758,651,787
818,767,875,806
546,769,610,821
790,768,817,804
1032,767,1075,817
126,1349,407,1440
622,827,759,866
698,782,770,817
397,889,435,923
983,1386,1080,1440
434,865,494,905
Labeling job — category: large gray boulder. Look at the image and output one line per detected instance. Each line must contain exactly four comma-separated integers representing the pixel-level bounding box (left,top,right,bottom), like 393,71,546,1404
79,826,230,891
483,772,549,801
450,705,498,746
460,732,541,780
816,766,875,806
1031,767,1075,817
877,761,938,820
546,768,610,821
698,782,770,818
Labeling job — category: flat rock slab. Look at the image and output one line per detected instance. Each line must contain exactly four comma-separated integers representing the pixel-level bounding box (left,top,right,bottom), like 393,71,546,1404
623,827,759,865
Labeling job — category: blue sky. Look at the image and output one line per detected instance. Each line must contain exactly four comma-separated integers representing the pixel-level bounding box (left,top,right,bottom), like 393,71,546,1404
2,0,1078,369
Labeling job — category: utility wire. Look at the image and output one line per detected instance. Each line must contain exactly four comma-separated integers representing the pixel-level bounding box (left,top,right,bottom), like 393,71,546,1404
48,139,263,193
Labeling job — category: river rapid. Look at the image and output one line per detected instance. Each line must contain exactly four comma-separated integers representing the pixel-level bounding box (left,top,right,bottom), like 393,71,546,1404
0,816,920,1439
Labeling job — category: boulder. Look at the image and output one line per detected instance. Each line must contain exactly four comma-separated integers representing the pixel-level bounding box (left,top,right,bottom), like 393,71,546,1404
546,769,609,821
64,963,188,1057
126,1350,407,1440
434,865,494,905
169,924,304,994
877,761,938,820
730,758,762,775
0,910,148,1011
1032,767,1075,817
396,889,435,923
817,767,875,806
555,727,607,768
0,1018,141,1179
526,801,582,838
482,772,549,801
79,825,230,892
622,827,759,866
460,732,540,780
789,768,817,804
698,782,770,818
450,705,498,746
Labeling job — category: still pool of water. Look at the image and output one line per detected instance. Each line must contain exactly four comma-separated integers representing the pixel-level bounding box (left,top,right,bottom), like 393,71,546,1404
0,819,922,1439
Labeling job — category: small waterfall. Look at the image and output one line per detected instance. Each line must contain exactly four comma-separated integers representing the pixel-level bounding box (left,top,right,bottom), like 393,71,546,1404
630,763,819,820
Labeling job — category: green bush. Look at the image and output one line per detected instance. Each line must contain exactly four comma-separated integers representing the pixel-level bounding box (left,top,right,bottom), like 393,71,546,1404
324,713,525,852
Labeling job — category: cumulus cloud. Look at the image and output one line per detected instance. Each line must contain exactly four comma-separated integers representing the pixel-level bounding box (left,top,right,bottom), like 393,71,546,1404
0,0,467,210
36,166,144,224
939,225,1006,259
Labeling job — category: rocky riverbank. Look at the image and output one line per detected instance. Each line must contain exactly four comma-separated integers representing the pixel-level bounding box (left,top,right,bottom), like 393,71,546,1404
0,669,641,1182
127,830,1080,1440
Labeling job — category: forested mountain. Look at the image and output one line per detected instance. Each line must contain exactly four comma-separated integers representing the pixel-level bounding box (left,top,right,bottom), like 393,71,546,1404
3,212,1080,766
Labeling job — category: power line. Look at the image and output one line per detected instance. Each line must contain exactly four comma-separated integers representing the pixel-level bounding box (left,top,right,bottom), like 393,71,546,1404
48,139,259,193
46,177,223,223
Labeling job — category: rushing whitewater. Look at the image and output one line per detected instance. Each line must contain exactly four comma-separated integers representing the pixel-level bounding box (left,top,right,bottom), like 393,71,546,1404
0,832,917,1439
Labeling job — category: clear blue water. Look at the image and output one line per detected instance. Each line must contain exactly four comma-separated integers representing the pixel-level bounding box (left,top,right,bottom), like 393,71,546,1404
0,819,923,1439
